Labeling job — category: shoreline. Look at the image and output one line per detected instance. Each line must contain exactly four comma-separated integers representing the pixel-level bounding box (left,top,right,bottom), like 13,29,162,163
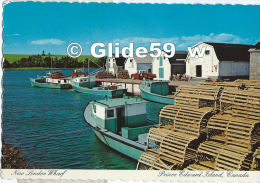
4,67,98,70
1,140,35,169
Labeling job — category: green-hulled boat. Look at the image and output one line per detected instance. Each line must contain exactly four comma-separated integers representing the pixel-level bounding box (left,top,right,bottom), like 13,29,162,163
140,81,175,105
84,96,156,160
30,71,72,89
71,76,127,98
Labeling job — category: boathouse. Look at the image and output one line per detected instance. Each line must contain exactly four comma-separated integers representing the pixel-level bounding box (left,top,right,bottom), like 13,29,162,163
105,54,125,75
152,51,187,80
124,53,153,76
186,42,254,80
249,42,260,80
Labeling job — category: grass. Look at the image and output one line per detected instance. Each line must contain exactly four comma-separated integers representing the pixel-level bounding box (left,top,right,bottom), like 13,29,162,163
4,67,97,70
3,54,100,63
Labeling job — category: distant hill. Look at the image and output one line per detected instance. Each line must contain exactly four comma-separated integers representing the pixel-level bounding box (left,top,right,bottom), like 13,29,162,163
3,54,106,69
4,54,100,63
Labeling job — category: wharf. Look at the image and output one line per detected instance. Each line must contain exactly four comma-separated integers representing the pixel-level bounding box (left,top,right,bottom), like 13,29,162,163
96,78,200,95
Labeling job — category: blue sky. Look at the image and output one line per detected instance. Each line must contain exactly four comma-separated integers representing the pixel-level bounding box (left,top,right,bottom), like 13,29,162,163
3,2,260,55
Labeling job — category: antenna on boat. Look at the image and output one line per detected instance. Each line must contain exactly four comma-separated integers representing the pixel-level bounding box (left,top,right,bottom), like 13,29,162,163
51,57,53,72
88,58,90,85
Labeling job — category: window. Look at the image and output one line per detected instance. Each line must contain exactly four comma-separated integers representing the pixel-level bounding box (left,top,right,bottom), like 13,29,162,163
93,105,96,113
205,50,210,55
130,59,133,63
106,109,114,118
64,80,67,83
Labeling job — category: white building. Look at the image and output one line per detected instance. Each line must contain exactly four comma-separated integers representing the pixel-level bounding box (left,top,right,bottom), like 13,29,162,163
105,54,125,75
186,42,254,80
124,53,153,76
152,51,187,80
249,42,260,80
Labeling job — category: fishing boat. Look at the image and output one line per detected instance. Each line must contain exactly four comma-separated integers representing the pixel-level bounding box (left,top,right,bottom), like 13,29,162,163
71,76,127,98
139,81,175,105
84,96,156,160
30,71,72,89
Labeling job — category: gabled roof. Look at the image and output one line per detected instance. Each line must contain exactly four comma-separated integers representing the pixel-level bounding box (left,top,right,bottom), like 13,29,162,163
108,54,126,66
132,52,153,64
204,42,254,62
168,51,188,64
254,42,260,50
115,56,126,66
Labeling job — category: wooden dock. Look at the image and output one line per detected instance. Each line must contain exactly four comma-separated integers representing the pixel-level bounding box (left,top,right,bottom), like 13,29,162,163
96,78,200,95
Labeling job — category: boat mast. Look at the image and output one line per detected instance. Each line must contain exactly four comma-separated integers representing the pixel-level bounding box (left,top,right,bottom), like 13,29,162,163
88,58,90,85
51,57,53,72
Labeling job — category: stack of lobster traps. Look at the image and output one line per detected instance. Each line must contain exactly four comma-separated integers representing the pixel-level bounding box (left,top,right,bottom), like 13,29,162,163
186,87,260,171
50,71,65,79
137,82,260,171
200,79,260,90
137,85,222,170
95,71,115,79
117,70,130,79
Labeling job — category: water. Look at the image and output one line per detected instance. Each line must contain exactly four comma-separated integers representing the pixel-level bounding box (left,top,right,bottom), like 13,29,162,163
2,69,165,169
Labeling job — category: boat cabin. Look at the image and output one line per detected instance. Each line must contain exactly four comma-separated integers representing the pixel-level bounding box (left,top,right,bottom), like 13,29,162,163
46,77,70,84
72,76,96,88
145,81,176,95
89,97,153,140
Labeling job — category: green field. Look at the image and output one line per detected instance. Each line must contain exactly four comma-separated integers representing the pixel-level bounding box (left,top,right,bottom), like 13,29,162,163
4,54,100,63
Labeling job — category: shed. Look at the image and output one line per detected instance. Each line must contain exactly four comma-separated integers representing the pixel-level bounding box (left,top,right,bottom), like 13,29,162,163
186,42,254,80
124,53,153,76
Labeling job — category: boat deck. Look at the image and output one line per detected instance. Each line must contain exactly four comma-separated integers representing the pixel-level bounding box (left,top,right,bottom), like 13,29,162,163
84,104,147,151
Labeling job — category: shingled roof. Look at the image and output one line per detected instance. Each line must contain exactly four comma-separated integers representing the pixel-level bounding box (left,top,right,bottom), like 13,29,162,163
115,57,126,66
133,52,153,64
110,54,126,66
204,42,254,62
168,51,188,64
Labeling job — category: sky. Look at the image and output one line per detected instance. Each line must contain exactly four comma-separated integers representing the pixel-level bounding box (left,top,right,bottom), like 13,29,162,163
3,2,260,55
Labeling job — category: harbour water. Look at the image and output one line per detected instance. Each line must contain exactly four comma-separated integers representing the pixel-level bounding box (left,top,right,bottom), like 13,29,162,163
2,69,164,169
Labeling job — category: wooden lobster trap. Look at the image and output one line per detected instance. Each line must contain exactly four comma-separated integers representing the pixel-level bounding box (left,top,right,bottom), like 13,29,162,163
207,114,260,151
215,145,253,171
197,140,224,160
199,81,242,89
219,88,260,117
159,105,214,136
184,161,216,170
138,128,200,170
174,85,222,109
251,147,260,170
234,79,260,89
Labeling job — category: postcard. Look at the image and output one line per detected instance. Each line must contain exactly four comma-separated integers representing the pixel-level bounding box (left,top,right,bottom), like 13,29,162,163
1,0,260,182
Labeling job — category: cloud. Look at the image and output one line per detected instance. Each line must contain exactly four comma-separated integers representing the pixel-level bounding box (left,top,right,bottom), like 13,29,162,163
31,39,65,45
111,33,249,49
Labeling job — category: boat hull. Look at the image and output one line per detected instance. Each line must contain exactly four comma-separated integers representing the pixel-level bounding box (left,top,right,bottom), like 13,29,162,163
72,84,127,98
93,128,144,160
30,79,72,89
140,83,174,105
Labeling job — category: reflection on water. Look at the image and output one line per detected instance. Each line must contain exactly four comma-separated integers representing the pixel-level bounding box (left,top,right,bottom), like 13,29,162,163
2,69,165,169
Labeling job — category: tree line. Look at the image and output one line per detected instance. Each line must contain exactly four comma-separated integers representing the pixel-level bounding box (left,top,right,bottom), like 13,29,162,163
3,54,106,69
